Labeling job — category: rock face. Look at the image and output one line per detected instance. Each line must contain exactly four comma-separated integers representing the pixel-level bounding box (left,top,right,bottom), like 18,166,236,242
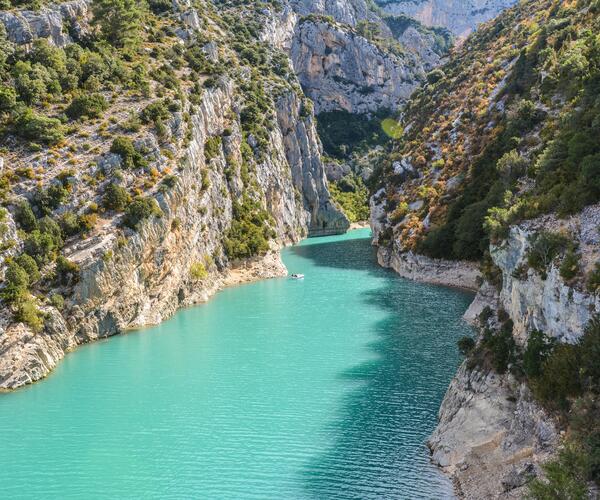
375,0,518,38
428,363,557,499
290,0,378,26
377,245,480,290
491,205,600,344
262,0,450,114
290,18,426,113
0,0,90,47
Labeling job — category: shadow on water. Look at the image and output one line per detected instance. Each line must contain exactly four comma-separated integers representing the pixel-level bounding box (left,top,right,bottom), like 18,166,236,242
290,235,473,499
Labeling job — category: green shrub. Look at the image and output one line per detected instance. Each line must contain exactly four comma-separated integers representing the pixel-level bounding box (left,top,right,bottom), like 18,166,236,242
526,231,569,279
122,197,162,230
587,263,600,293
457,336,476,355
50,293,65,310
14,254,40,284
190,262,208,281
560,248,580,281
481,321,517,374
532,344,582,410
103,183,131,211
2,261,30,303
14,200,37,232
92,0,147,49
14,109,65,145
224,196,273,260
23,218,62,265
110,136,148,170
66,93,108,120
204,136,222,162
14,299,44,333
528,444,589,499
523,330,556,379
55,255,79,286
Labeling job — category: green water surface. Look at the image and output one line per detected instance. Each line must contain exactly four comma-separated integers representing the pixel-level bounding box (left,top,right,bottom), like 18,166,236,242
0,229,473,499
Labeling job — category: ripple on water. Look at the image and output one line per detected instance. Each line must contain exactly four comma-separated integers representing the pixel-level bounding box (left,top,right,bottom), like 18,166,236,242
0,229,472,499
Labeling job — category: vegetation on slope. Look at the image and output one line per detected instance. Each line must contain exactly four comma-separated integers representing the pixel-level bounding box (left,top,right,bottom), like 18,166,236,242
375,0,600,262
0,0,310,330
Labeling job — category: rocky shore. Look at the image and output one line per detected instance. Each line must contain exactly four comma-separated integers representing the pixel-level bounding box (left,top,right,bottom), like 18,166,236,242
373,206,600,498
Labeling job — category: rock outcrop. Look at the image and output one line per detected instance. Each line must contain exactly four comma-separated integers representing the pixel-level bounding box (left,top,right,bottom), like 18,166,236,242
290,17,426,113
491,205,600,344
428,363,557,499
375,0,518,38
0,0,90,47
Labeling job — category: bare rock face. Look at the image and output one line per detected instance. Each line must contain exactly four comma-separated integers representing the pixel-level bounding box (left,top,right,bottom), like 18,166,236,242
376,245,480,290
0,0,90,47
290,18,425,113
290,0,379,26
428,364,557,499
375,0,518,38
492,204,600,344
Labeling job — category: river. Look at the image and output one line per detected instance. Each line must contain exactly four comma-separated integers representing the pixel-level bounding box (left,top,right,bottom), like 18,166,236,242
0,229,473,499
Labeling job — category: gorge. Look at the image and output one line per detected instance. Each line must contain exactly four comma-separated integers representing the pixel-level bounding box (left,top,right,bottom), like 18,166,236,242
1,0,599,498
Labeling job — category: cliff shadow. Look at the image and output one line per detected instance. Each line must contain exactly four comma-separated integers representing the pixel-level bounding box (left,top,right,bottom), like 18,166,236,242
290,235,473,498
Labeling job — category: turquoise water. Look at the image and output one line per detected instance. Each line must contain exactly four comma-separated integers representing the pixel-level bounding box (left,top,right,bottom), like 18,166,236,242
0,229,473,499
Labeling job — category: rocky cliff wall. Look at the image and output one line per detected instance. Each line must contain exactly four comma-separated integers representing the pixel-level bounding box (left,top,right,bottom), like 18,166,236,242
376,0,518,38
290,17,427,113
371,198,600,497
0,0,91,47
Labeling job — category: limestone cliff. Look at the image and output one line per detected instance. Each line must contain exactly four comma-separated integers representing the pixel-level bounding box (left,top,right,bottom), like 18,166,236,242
262,0,452,114
0,1,348,389
375,0,518,38
290,17,425,113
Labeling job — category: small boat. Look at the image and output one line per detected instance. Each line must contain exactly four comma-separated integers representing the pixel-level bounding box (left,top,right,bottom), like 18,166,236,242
290,273,305,279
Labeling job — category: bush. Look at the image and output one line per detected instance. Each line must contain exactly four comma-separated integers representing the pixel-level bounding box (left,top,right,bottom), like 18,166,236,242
224,196,273,260
560,248,580,281
457,336,476,355
110,136,148,170
66,93,108,120
103,183,131,211
523,330,556,378
14,109,65,145
23,221,62,265
204,136,222,162
15,254,40,283
532,344,582,410
190,262,208,281
14,200,37,232
481,321,517,374
15,299,44,333
526,231,569,279
2,261,30,303
50,293,65,310
587,263,600,293
122,197,162,230
528,444,589,499
55,255,80,286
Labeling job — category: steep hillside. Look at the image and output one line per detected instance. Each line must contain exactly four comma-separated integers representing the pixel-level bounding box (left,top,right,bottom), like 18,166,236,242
371,0,600,496
0,0,349,388
374,0,600,264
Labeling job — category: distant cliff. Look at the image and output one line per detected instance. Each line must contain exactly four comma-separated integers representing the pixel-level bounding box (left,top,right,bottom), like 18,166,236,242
375,0,518,37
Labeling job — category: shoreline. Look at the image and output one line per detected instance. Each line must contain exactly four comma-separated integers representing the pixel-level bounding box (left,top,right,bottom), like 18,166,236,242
0,248,290,393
